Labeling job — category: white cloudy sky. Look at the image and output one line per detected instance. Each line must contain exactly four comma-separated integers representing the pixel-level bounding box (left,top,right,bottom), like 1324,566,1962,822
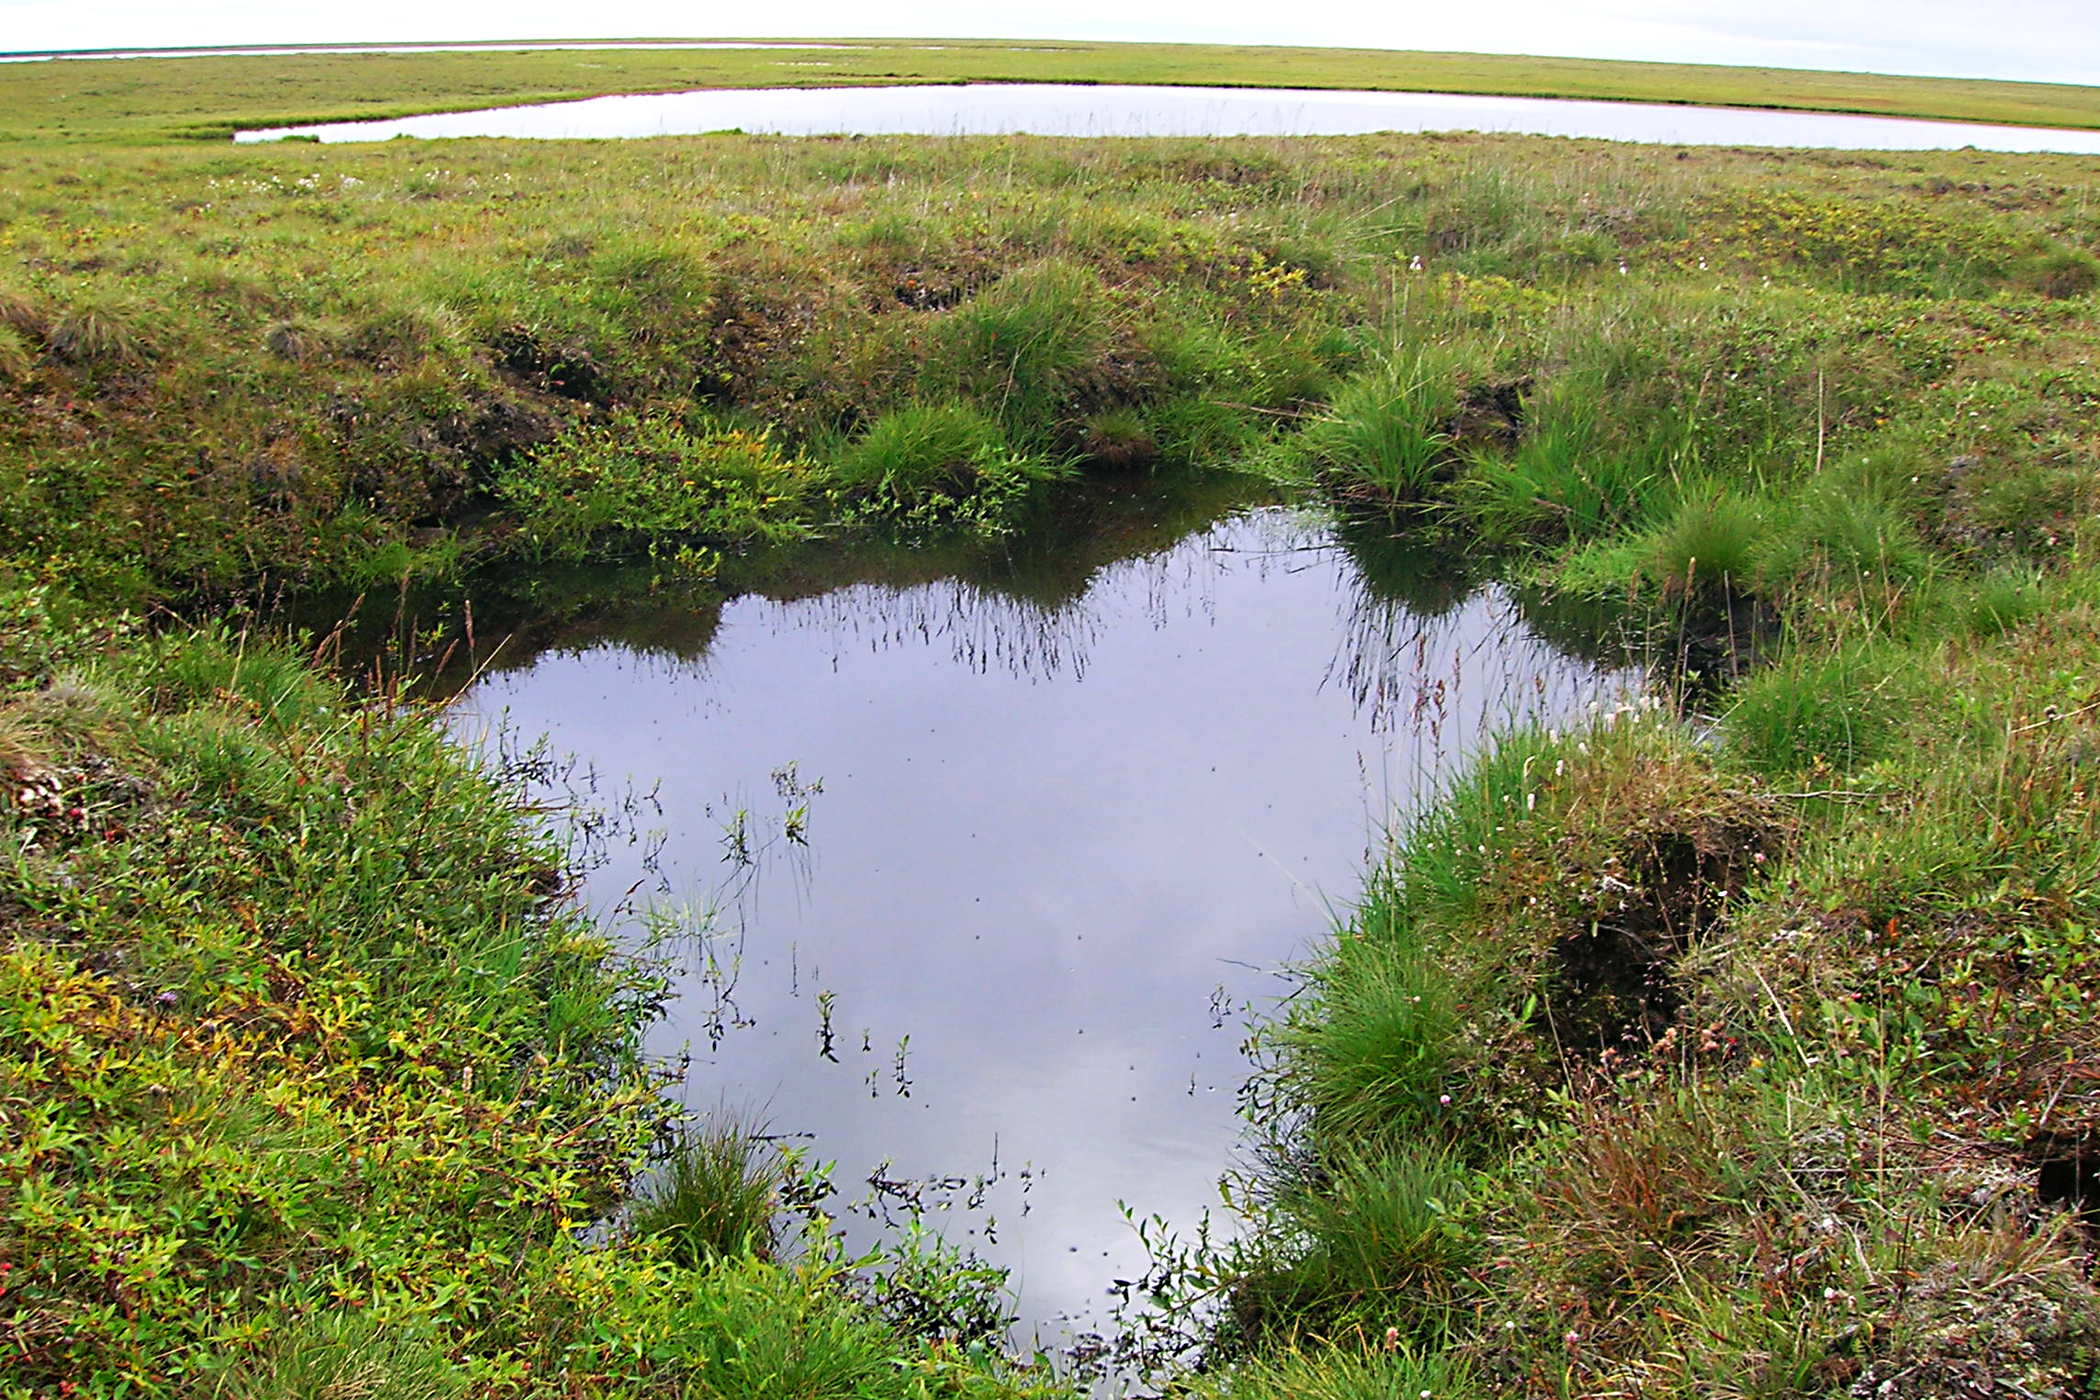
4,1,2097,87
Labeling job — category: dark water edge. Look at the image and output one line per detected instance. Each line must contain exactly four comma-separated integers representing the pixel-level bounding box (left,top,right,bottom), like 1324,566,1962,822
403,476,1637,1344
286,467,1283,700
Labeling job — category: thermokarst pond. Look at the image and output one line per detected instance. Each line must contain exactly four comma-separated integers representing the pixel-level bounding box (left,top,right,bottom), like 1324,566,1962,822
18,32,2100,1393
449,498,1632,1343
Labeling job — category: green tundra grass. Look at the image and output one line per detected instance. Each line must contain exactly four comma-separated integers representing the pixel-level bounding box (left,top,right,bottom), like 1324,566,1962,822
1,44,2098,1400
5,39,2100,144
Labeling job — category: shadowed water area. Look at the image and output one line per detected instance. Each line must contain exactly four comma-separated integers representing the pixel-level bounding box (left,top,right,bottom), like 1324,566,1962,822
240,81,2100,152
448,496,1632,1342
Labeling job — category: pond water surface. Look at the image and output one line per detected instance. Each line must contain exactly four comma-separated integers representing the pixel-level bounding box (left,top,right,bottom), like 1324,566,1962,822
239,80,2100,153
451,498,1630,1341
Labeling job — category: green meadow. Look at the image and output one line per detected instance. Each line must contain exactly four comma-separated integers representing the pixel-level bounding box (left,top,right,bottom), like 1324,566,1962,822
7,40,2100,144
2,44,2099,1399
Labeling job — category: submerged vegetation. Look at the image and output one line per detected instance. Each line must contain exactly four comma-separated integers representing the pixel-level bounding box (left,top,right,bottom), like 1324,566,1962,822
2,44,2099,1400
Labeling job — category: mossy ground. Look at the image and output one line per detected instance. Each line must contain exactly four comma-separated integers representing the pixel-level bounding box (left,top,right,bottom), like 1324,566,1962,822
3,48,2099,1400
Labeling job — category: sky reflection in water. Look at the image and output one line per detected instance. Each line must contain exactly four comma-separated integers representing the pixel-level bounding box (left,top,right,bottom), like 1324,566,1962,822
453,506,1629,1339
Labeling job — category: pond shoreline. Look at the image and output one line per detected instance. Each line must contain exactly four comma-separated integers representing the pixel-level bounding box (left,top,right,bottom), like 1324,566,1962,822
449,502,1632,1340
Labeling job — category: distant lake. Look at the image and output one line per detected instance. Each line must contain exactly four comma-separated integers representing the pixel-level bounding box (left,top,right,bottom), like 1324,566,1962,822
237,81,2100,153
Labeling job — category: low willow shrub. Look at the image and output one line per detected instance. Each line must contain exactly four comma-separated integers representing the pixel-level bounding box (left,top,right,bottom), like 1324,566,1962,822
497,414,816,561
0,591,1054,1399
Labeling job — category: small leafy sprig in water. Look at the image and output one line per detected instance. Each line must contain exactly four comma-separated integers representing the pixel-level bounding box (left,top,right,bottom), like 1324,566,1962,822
774,760,824,846
816,988,839,1062
1059,1204,1234,1387
692,763,826,915
893,1034,914,1098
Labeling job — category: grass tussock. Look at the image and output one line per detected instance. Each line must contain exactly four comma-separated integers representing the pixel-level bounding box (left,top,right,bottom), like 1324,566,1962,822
1294,349,1460,502
630,1116,785,1267
211,1312,464,1400
0,325,34,384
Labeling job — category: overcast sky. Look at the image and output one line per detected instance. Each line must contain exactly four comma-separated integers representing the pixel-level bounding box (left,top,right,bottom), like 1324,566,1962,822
4,1,2097,87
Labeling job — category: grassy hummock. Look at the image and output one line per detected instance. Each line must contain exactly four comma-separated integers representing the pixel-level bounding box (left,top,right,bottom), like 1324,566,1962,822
1186,589,2100,1394
1,127,2094,606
